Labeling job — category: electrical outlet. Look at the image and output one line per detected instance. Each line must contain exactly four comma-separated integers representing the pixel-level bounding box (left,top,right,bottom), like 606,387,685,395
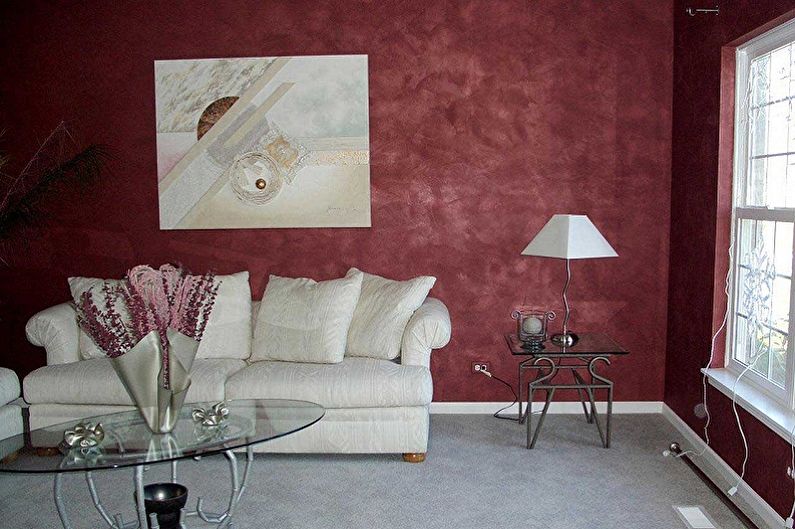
471,362,490,374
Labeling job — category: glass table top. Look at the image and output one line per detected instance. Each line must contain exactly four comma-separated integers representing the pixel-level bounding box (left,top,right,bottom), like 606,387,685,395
505,332,628,356
0,399,324,474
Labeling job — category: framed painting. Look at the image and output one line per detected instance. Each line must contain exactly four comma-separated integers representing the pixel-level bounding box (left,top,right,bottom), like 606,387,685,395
155,55,370,229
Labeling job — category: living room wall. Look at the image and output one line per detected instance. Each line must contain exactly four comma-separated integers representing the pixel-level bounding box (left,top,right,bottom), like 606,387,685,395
666,0,795,517
0,1,673,403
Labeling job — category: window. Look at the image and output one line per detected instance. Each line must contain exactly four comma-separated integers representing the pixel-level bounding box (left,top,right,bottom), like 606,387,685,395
729,19,795,407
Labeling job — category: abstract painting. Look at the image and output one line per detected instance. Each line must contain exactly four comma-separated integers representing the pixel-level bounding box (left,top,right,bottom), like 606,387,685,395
155,55,370,229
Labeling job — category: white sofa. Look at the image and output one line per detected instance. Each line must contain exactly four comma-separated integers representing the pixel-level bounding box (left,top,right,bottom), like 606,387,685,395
23,297,451,458
0,367,23,441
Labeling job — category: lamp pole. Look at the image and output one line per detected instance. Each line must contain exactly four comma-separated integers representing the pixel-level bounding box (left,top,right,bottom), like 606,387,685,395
552,258,576,346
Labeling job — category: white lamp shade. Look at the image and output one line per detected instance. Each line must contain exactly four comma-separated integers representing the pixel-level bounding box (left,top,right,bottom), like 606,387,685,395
521,214,618,260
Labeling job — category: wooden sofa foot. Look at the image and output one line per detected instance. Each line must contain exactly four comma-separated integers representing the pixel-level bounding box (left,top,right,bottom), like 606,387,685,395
402,452,426,463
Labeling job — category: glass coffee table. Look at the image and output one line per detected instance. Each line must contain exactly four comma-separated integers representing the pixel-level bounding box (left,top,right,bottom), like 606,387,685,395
0,399,324,529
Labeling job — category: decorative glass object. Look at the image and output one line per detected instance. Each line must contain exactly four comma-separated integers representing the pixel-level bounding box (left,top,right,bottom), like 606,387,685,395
191,401,230,427
511,308,556,349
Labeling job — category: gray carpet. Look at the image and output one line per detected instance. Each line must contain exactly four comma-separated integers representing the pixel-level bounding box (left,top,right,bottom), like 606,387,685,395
0,414,757,529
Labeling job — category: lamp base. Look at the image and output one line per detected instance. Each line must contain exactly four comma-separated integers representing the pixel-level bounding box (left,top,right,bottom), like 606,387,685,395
551,332,578,347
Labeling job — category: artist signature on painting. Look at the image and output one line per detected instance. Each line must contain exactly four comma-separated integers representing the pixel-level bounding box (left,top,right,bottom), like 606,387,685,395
327,207,362,214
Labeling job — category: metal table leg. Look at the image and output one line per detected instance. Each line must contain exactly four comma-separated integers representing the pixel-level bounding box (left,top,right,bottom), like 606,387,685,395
527,387,555,449
134,465,147,528
53,473,75,529
50,447,257,529
588,357,613,449
525,357,558,449
576,387,593,423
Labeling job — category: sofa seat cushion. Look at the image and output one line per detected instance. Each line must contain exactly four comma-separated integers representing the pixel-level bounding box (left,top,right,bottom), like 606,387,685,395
225,357,432,408
24,358,246,406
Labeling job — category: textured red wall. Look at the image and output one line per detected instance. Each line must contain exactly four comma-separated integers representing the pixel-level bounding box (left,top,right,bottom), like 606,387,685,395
0,1,672,403
666,0,795,517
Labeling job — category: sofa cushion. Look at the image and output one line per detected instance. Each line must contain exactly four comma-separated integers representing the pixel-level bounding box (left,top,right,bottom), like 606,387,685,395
251,270,363,364
69,271,252,360
345,268,436,360
24,358,245,405
225,357,432,408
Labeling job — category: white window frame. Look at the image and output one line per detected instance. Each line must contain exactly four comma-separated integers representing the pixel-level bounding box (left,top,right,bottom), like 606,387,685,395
727,18,795,410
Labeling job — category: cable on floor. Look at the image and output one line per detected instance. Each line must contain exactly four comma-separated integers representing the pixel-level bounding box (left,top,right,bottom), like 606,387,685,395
477,368,520,421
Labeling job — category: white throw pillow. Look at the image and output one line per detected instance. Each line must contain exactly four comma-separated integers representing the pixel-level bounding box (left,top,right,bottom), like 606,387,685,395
69,271,252,360
68,277,122,360
345,268,436,360
251,270,363,364
193,271,252,360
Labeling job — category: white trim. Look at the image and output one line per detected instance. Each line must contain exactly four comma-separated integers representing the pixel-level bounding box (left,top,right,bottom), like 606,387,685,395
703,367,795,442
662,404,786,529
741,16,795,58
429,401,663,415
724,359,789,406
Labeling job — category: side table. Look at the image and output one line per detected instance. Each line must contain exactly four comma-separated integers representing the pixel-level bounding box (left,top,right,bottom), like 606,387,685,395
505,333,628,449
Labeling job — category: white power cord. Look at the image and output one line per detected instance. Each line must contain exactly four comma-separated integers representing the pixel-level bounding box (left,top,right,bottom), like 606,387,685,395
787,419,795,528
676,243,733,461
727,361,759,497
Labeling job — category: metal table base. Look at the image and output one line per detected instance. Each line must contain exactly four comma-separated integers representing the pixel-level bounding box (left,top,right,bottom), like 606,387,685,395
519,355,614,449
53,446,254,529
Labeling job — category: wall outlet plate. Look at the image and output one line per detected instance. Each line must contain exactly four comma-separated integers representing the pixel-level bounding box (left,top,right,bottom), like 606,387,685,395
471,362,490,374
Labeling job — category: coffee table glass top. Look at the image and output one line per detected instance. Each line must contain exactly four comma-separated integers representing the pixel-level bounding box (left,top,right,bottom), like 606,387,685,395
505,332,628,356
0,399,324,474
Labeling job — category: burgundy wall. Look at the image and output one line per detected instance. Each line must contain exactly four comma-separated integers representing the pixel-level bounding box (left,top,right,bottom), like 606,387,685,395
0,1,673,403
666,0,795,517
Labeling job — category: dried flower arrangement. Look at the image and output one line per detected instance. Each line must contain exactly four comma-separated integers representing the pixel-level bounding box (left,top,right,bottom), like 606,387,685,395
76,264,219,389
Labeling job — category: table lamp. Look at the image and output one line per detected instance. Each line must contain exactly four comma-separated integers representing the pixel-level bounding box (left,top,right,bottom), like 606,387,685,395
521,214,618,346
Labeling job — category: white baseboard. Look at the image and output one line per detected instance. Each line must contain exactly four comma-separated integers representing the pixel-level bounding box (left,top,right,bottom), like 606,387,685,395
429,401,663,414
662,404,786,529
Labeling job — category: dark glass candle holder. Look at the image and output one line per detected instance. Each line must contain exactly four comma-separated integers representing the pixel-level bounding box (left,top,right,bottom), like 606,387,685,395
511,308,556,350
140,483,188,529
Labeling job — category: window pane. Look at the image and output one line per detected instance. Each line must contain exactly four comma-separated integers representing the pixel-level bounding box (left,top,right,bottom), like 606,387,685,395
769,45,791,102
750,325,771,378
750,104,768,157
748,158,766,206
771,275,790,333
751,55,770,106
787,155,795,207
734,315,750,365
770,331,788,387
738,219,754,267
774,221,793,276
767,155,787,207
733,218,791,388
767,101,789,154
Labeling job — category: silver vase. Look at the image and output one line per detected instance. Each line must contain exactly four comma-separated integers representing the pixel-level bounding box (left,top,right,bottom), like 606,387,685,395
110,329,198,434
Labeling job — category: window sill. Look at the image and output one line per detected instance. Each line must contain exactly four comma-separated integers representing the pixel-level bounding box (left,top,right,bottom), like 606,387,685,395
702,367,795,443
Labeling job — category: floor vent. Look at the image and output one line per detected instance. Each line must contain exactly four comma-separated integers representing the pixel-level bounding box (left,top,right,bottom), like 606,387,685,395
674,505,718,529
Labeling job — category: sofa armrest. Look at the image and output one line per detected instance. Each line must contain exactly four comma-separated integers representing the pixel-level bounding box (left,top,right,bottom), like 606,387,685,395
400,297,451,368
0,367,20,406
25,303,80,365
